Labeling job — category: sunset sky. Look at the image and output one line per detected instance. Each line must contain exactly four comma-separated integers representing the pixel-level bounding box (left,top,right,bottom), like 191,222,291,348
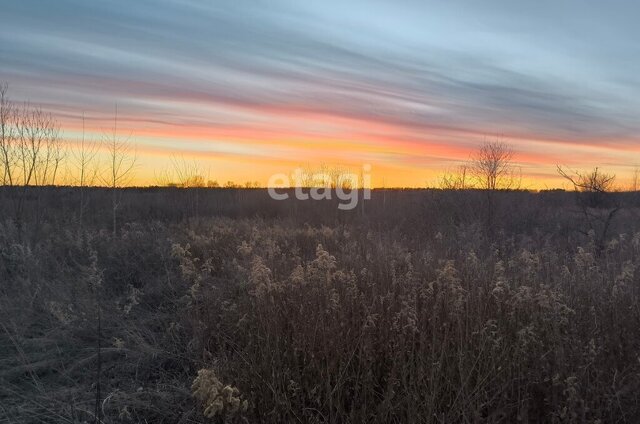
1,0,639,188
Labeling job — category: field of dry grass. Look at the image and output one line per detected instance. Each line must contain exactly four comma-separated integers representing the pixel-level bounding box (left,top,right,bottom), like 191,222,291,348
2,188,640,423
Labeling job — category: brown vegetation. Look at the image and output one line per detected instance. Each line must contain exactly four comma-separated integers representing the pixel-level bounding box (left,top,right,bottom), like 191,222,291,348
2,187,640,423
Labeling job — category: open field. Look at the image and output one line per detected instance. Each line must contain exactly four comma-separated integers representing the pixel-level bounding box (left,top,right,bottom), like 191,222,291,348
4,0,640,422
2,188,640,423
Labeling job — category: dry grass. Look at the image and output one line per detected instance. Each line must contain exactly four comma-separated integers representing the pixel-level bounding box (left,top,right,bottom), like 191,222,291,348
2,190,640,422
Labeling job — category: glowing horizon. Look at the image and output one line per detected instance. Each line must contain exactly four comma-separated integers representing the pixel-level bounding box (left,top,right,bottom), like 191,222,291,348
2,0,640,189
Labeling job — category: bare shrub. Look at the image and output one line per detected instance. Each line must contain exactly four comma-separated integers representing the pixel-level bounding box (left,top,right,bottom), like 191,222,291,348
192,369,248,420
101,108,136,235
439,164,470,190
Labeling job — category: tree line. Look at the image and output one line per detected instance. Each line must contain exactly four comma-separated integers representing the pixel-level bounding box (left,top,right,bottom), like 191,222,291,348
2,81,638,201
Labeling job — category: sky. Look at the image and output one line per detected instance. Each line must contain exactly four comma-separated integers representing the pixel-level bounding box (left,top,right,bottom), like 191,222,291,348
1,0,639,188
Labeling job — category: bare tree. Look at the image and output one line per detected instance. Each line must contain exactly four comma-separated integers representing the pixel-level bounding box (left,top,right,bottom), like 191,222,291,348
0,83,15,188
101,108,136,235
16,105,59,187
557,166,616,208
72,114,100,228
467,139,519,227
471,139,518,190
558,166,620,251
38,121,64,186
0,83,63,222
